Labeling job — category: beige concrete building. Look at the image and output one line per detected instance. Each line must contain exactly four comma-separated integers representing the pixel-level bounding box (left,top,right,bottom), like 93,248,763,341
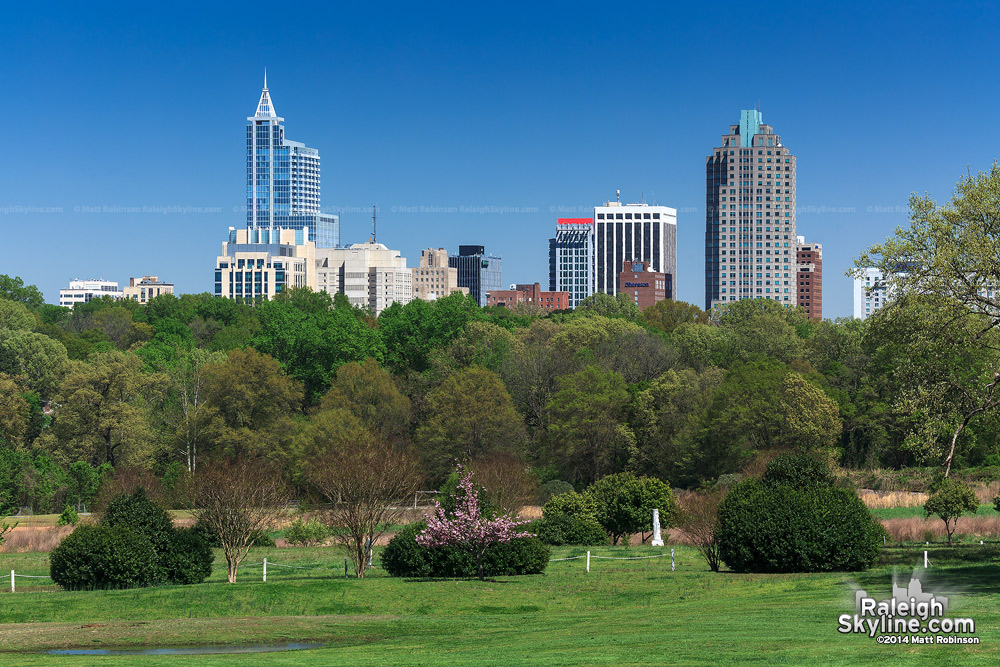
316,242,413,314
123,276,174,304
412,248,469,301
214,227,316,302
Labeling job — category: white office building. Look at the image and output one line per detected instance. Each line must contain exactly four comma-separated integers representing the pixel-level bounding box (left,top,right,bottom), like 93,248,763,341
316,242,412,314
594,201,677,298
58,279,123,308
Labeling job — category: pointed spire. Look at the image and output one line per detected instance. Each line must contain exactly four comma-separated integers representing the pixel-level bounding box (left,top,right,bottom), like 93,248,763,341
254,70,277,119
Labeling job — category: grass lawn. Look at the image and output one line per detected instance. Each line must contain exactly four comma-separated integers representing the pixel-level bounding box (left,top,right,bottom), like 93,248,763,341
1,544,998,665
872,504,997,520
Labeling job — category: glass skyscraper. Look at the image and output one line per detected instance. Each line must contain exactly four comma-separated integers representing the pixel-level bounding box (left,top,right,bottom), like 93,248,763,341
449,245,502,307
247,73,339,248
548,218,594,308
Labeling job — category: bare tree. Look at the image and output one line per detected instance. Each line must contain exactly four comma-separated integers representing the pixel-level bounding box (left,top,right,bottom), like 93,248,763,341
678,491,724,572
468,453,540,514
187,456,289,583
307,434,421,578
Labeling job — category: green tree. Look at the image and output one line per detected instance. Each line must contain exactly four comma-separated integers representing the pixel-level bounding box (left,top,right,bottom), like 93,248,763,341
49,351,167,466
924,479,979,545
0,299,36,331
576,292,641,319
66,461,101,510
379,292,481,372
416,366,526,480
162,348,225,472
0,275,45,309
0,374,29,449
0,329,70,398
320,358,410,440
585,472,677,545
640,299,708,334
543,366,633,485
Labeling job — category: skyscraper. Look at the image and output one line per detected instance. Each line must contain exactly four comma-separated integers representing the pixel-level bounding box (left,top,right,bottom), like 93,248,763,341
548,218,594,308
449,245,502,306
705,110,797,311
247,73,339,248
593,202,676,298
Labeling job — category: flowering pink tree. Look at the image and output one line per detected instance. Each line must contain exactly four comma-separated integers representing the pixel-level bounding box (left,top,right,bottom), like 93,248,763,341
417,466,533,580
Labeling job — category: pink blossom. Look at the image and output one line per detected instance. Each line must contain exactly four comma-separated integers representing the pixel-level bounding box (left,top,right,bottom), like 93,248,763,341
417,466,533,579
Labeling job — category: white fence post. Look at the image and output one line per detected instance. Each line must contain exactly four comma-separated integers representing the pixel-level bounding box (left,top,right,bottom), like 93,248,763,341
671,549,675,572
586,551,590,573
924,550,929,568
263,558,267,582
10,570,13,593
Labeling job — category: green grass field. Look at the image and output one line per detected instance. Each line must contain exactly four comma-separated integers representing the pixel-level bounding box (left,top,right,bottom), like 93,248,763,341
871,504,996,520
1,543,998,665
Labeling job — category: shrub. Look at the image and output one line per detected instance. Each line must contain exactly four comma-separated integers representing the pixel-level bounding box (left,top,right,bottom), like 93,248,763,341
994,495,1000,513
585,473,678,545
57,505,80,527
761,454,834,489
159,528,213,585
284,517,329,546
102,488,174,553
382,524,549,578
50,525,159,590
717,478,884,573
542,491,598,522
531,513,609,546
540,480,575,502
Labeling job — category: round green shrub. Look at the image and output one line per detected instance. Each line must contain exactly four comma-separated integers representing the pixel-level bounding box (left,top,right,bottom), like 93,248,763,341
50,525,159,590
102,488,174,553
57,505,80,526
531,514,609,546
542,490,598,522
761,454,834,489
585,473,678,545
382,524,549,578
717,478,884,573
284,517,329,546
160,527,213,585
540,480,574,502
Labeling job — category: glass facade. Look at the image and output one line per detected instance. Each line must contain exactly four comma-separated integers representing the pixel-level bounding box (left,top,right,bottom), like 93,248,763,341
246,80,339,248
548,220,593,308
449,246,502,307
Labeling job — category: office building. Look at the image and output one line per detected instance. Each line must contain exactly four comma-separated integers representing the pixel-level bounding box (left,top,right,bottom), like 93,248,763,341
548,218,594,308
214,227,316,302
123,276,174,304
58,279,122,309
412,248,469,301
316,242,412,315
796,238,823,319
594,201,676,298
247,73,339,248
486,283,569,311
618,260,670,310
449,245,502,307
853,267,888,320
705,110,797,311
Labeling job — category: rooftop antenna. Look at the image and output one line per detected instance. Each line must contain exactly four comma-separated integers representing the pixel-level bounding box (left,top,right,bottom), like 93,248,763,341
370,204,377,243
616,189,621,204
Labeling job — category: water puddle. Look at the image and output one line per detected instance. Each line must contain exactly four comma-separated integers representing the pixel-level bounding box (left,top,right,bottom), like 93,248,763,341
47,642,324,655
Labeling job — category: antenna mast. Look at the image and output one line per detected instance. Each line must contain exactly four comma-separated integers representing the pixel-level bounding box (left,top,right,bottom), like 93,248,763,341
371,205,377,243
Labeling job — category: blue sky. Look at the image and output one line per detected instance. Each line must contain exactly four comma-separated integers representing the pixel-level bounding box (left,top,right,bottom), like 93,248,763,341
2,1,998,317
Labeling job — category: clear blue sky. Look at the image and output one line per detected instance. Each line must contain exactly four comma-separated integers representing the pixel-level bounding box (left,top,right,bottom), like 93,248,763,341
2,1,998,317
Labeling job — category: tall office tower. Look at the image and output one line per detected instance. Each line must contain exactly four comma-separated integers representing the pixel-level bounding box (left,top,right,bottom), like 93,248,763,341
705,110,797,311
412,248,469,301
853,267,888,320
593,201,676,298
796,237,823,319
449,245,502,306
548,218,594,308
247,73,340,248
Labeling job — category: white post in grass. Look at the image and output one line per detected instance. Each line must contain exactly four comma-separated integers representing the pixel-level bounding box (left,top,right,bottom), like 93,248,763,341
924,551,929,568
263,558,267,582
10,570,13,593
586,551,590,573
671,549,675,572
650,509,664,547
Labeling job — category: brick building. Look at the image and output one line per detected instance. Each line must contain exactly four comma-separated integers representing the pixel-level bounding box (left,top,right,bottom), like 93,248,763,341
796,238,823,319
486,283,569,311
618,260,669,309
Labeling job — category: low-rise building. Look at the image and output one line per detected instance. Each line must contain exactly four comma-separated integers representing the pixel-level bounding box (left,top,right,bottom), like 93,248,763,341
58,279,122,308
618,260,669,309
486,282,569,311
316,242,412,314
123,276,174,304
412,248,469,301
214,227,316,302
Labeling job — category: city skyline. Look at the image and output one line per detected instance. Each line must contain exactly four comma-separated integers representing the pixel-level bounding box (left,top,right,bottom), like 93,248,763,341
4,3,1000,317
